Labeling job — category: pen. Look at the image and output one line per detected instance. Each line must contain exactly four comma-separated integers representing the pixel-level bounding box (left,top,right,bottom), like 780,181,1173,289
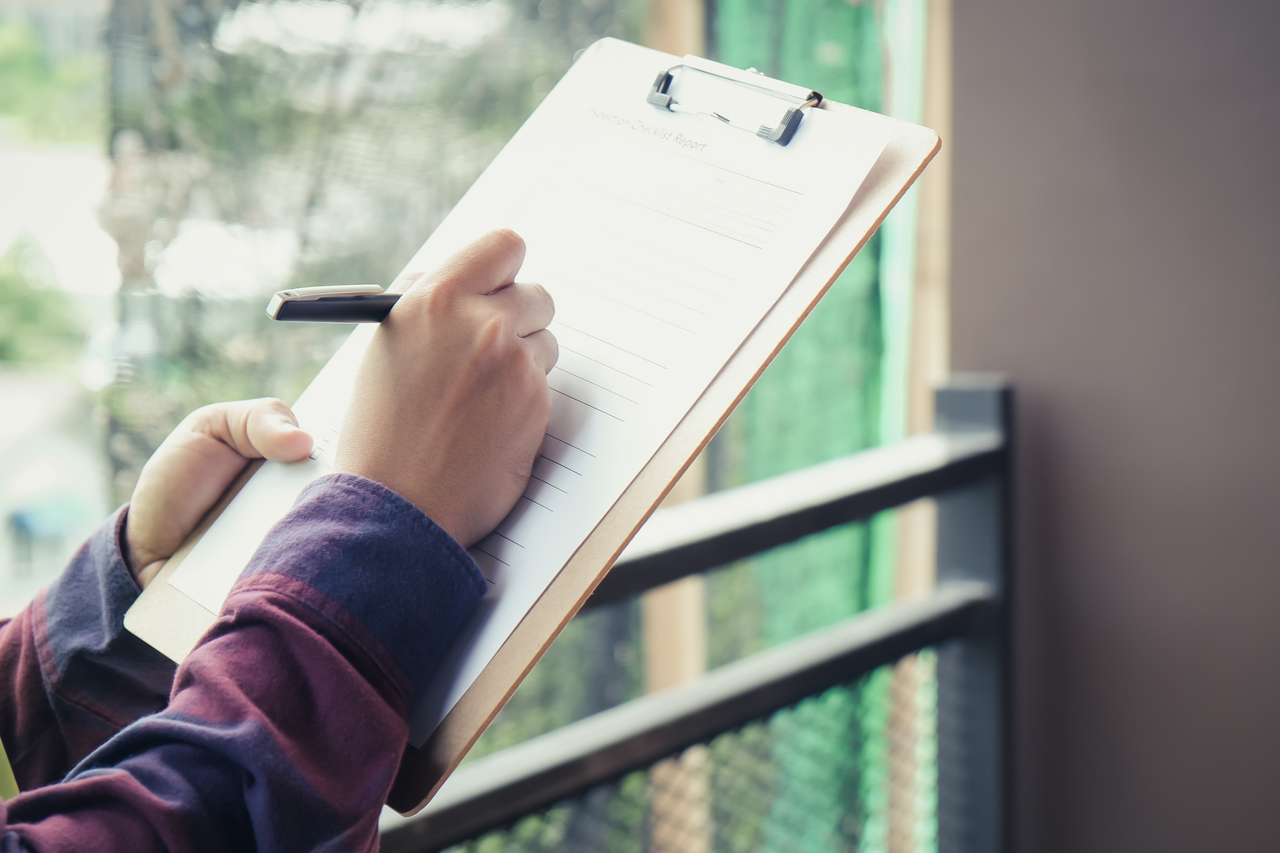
266,285,402,323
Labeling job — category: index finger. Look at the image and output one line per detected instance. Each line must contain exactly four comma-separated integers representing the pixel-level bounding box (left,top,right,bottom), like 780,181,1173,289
409,229,527,299
487,281,555,337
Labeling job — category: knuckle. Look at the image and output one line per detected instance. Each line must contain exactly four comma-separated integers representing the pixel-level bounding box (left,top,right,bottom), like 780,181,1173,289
394,270,425,290
412,280,454,317
390,272,436,315
489,228,525,259
547,331,560,369
182,402,223,432
185,403,215,423
507,340,536,379
475,315,511,364
532,283,554,318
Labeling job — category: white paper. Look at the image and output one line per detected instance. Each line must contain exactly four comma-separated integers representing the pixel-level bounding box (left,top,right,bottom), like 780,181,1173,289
164,38,893,746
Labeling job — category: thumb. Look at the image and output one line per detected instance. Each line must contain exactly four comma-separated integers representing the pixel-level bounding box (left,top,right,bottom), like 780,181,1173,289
189,398,313,462
244,399,314,462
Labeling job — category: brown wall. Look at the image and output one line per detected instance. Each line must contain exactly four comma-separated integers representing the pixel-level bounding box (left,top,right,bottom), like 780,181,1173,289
950,2,1280,851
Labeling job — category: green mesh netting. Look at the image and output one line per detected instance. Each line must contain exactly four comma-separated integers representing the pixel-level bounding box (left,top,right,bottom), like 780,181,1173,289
700,3,925,850
440,652,938,853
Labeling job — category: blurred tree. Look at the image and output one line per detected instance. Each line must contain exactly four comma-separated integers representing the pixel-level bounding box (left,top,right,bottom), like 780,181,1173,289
0,237,84,365
0,20,105,143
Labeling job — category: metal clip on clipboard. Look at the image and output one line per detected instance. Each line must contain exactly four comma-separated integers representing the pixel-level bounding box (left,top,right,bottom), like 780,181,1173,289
647,55,822,146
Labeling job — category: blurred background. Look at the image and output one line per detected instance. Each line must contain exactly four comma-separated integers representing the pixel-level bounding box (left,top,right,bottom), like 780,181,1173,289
0,1,944,850
8,0,1276,851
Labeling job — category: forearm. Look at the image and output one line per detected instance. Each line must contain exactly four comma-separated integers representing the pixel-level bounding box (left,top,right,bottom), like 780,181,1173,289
0,474,486,851
0,509,174,790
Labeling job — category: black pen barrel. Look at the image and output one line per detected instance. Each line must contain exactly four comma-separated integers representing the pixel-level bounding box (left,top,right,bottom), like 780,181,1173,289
275,293,401,323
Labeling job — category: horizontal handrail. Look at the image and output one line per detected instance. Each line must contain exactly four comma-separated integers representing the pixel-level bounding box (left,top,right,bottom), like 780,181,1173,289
379,581,997,853
586,430,1004,609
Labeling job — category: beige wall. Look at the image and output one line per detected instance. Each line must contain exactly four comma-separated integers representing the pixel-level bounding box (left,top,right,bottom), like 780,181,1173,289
950,2,1280,851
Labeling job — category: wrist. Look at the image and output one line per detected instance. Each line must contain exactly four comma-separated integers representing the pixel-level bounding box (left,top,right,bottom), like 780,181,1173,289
119,507,138,575
120,509,165,588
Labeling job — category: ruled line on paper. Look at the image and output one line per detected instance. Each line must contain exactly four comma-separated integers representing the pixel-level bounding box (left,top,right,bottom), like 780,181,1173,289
706,186,795,217
543,433,595,457
555,323,669,370
668,149,807,195
637,240,739,281
668,189,787,232
627,260,727,298
560,280,697,334
551,366,640,403
554,338,662,386
550,387,626,422
557,346,654,386
706,172,803,202
629,140,808,198
473,545,509,566
537,454,582,475
529,473,569,493
493,531,526,547
588,173,777,245
519,495,554,512
601,192,769,249
594,271,712,316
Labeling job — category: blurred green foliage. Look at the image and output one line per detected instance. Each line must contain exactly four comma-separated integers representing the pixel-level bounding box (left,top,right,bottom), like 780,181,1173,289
703,2,904,848
0,20,105,143
470,601,643,760
0,237,84,364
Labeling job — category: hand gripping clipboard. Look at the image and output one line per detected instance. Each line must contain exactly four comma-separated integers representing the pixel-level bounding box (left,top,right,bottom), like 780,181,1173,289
123,39,940,816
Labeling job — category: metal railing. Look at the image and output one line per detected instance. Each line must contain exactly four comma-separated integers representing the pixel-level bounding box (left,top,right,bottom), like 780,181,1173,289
381,376,1011,853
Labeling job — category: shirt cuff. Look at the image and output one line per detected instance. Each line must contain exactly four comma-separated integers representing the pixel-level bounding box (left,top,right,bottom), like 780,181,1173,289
37,507,175,729
234,473,488,708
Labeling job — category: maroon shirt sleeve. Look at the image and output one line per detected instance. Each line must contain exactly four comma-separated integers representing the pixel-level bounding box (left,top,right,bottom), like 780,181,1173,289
0,473,486,852
0,507,174,791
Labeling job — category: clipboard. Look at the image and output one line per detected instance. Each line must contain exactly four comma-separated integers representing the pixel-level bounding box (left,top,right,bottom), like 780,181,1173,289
123,38,939,816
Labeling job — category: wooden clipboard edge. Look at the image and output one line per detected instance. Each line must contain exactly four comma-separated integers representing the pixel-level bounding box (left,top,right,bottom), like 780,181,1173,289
123,459,264,660
388,114,941,815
